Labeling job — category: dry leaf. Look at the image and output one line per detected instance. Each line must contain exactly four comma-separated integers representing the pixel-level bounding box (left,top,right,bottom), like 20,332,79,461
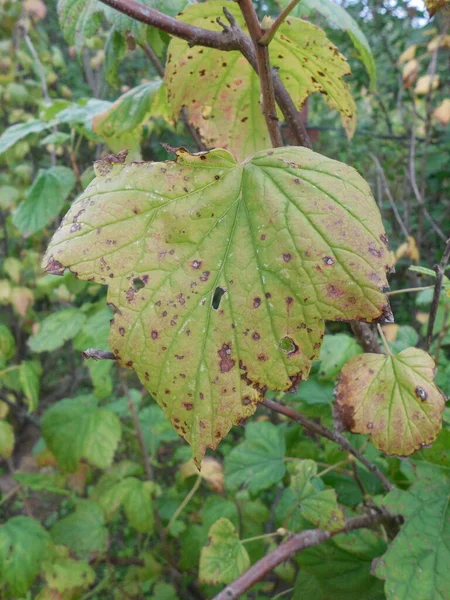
382,324,400,343
402,59,419,89
398,45,417,64
395,236,420,264
180,457,224,493
433,98,450,126
414,74,440,95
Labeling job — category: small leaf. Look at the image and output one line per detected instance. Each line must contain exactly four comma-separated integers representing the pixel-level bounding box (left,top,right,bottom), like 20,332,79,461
0,516,54,597
28,309,87,353
0,119,49,155
181,456,224,493
19,361,41,411
51,500,108,559
402,59,419,89
334,348,446,456
199,518,250,585
0,323,16,361
104,28,127,88
42,546,95,593
398,44,417,64
0,420,14,458
43,146,392,463
57,0,105,55
414,74,440,95
14,473,68,495
41,395,121,472
433,98,450,126
225,421,286,494
375,479,450,599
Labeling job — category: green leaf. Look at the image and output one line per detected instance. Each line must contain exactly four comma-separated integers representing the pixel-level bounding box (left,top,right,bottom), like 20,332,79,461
0,119,49,155
41,395,121,472
295,528,387,599
43,146,391,463
139,404,180,455
335,348,446,456
167,3,356,159
19,360,41,411
57,0,105,55
104,28,127,88
51,500,108,559
375,479,450,599
0,323,16,361
225,421,286,494
13,167,76,236
42,545,95,593
0,516,54,597
283,0,377,89
292,376,334,406
389,325,419,354
28,309,87,353
199,518,250,585
318,333,362,381
0,420,14,458
14,473,68,495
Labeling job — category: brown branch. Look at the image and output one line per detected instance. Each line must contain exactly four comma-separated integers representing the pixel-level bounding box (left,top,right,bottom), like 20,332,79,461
260,0,302,46
350,321,381,354
262,398,392,492
237,0,283,147
425,238,450,350
213,510,399,600
97,0,311,148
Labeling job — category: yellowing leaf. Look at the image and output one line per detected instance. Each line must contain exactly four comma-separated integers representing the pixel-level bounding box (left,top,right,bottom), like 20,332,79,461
167,3,356,160
43,147,392,464
433,98,450,126
334,348,446,456
180,457,224,493
425,0,450,15
381,324,399,343
398,44,417,64
427,34,450,52
402,59,419,89
394,236,420,264
414,74,440,95
10,286,34,317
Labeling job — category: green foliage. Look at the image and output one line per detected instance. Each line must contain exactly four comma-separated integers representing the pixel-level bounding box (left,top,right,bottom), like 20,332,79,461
28,309,87,353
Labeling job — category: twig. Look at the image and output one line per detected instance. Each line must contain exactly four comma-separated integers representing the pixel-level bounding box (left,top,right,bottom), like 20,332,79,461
260,0,302,45
237,0,283,147
425,238,450,350
82,348,116,360
167,474,201,531
213,511,399,600
434,304,450,362
377,324,392,356
386,286,434,296
350,322,381,354
262,398,392,492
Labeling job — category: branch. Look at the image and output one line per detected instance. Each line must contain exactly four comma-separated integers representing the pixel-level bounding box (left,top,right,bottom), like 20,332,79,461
425,238,450,350
237,0,283,147
350,321,381,354
82,348,116,360
260,0,302,46
213,510,399,600
262,398,392,492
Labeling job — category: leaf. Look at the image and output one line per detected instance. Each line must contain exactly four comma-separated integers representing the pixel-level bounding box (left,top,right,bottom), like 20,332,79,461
225,421,286,494
10,286,34,317
42,546,95,593
282,0,376,89
433,98,450,126
425,0,450,16
57,0,105,55
41,395,121,472
199,518,250,585
334,348,446,456
14,473,68,495
139,404,180,455
104,28,126,88
167,4,356,159
295,528,387,599
398,44,417,64
0,119,49,155
0,420,14,458
13,167,76,236
414,74,439,95
43,146,392,463
318,333,362,381
19,361,41,411
375,479,450,599
402,59,419,89
51,500,108,559
0,516,54,597
181,457,224,493
0,323,16,361
28,309,87,353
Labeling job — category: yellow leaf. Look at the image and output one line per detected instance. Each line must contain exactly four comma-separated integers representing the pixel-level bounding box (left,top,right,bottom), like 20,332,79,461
416,312,429,325
394,236,420,264
10,287,34,317
414,74,440,95
398,45,417,64
402,59,419,89
433,98,450,126
427,35,450,52
382,324,399,343
181,457,224,493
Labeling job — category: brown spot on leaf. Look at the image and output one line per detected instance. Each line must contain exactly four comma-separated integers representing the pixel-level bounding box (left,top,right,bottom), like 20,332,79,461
415,386,428,401
283,253,292,262
218,343,235,373
183,403,194,411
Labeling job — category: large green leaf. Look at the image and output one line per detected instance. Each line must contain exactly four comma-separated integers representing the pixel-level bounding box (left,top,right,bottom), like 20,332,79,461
318,333,362,381
280,0,377,89
43,146,391,463
28,308,87,353
0,516,54,598
0,119,49,155
167,2,356,159
199,518,250,585
334,348,446,456
41,395,121,472
13,167,76,236
375,479,450,599
225,421,286,494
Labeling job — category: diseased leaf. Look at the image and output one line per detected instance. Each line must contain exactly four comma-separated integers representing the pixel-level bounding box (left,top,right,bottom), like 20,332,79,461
0,516,54,598
375,479,450,599
225,421,286,494
41,395,121,472
13,167,76,236
334,348,446,456
42,546,95,593
281,0,377,89
43,146,392,463
167,4,356,159
28,308,87,353
199,518,250,585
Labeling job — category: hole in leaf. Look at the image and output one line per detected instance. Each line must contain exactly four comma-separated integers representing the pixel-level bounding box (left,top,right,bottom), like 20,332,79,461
133,278,145,290
212,286,226,310
280,336,298,355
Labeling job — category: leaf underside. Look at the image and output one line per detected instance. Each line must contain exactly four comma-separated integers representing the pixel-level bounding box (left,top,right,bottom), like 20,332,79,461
43,146,392,463
334,348,446,456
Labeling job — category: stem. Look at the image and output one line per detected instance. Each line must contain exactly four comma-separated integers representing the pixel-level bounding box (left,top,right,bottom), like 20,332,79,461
377,324,392,356
242,531,283,544
260,0,302,46
386,286,434,296
262,398,392,492
237,0,283,147
167,475,201,530
350,321,381,353
123,384,153,480
425,238,450,350
213,511,398,600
